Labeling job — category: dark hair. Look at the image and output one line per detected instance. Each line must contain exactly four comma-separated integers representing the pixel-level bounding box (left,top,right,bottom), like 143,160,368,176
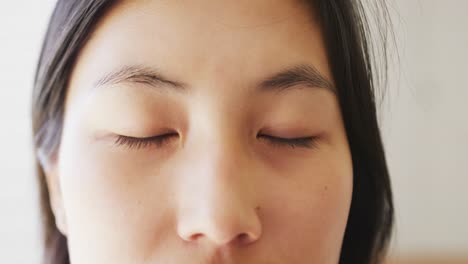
32,0,394,263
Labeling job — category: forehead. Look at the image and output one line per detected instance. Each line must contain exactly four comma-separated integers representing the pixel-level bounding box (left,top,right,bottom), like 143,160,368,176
69,0,331,99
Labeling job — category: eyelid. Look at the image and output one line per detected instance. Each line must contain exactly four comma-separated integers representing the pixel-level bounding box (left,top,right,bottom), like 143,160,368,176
258,134,319,149
114,133,177,149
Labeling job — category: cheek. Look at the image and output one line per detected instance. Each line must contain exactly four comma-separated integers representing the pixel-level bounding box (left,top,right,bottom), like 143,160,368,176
260,152,353,263
57,127,176,262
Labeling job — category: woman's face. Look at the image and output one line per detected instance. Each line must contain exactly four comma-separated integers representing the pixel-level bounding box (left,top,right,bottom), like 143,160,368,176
46,0,353,263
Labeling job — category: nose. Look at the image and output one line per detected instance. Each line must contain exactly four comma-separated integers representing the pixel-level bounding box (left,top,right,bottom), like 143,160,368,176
176,139,262,247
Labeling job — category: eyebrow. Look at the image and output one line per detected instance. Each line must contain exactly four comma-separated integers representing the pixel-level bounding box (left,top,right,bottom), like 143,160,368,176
93,64,335,94
94,65,187,91
258,64,335,94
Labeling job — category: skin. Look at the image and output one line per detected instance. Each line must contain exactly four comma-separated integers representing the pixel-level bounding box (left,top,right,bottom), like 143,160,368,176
45,0,353,263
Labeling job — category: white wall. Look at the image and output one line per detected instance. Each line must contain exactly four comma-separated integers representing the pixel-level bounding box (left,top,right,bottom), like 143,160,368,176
0,1,466,263
0,1,57,262
385,0,468,256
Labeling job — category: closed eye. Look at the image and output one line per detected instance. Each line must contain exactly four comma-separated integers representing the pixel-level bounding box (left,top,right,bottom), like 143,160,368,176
258,134,318,149
114,133,178,149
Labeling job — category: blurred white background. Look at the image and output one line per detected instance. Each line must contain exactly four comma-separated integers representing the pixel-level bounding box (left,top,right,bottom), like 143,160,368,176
0,0,467,263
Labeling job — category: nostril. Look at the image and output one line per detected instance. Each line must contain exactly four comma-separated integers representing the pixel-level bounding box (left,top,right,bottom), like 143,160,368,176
181,229,258,246
237,233,250,244
234,232,258,246
188,233,203,241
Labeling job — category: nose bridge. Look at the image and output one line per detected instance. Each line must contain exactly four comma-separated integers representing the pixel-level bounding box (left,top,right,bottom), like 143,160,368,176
187,98,255,194
176,117,262,246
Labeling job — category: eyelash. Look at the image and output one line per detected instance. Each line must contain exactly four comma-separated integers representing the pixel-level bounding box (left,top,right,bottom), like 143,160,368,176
114,133,177,149
257,134,318,149
114,134,318,150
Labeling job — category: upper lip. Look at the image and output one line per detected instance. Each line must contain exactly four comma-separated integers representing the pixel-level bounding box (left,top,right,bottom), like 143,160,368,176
194,243,239,264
